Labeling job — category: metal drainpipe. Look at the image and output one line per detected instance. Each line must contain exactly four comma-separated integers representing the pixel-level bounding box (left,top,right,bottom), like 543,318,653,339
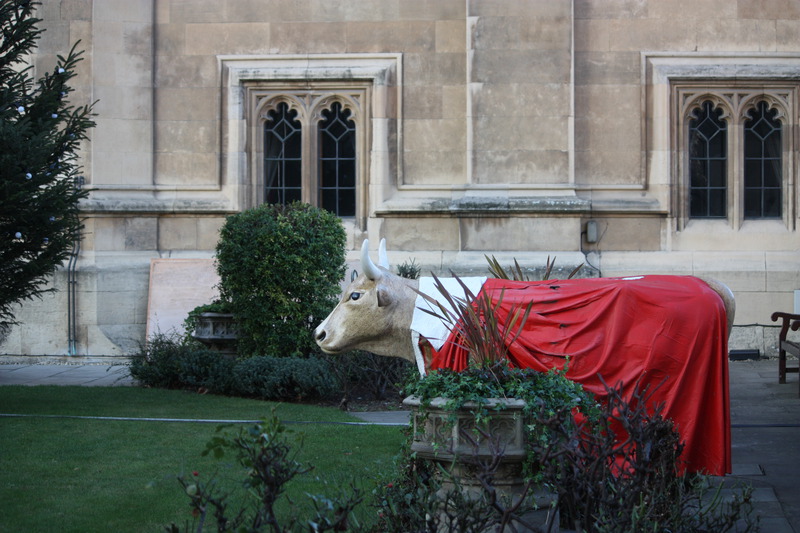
67,176,84,356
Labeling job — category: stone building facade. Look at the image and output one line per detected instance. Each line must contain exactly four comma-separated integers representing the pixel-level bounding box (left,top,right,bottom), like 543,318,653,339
3,0,799,357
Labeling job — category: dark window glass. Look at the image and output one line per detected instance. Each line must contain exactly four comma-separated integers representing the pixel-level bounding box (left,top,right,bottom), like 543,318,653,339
689,101,727,218
264,103,302,205
744,101,782,219
318,102,356,217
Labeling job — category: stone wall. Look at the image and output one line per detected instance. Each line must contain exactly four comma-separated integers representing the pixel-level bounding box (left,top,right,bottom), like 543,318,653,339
2,0,798,357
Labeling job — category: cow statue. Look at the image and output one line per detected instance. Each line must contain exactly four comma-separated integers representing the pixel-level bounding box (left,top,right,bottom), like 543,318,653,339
315,239,736,475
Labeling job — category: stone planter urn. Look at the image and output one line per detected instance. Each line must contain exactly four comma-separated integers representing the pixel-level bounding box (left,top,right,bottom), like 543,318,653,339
403,396,558,532
191,312,238,357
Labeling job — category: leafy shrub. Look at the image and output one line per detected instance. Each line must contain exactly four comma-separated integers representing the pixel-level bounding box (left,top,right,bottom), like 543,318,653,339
169,415,363,532
396,258,421,280
324,350,414,409
129,333,195,389
530,380,758,533
403,362,598,482
130,336,337,401
215,202,346,358
374,380,758,533
177,349,236,395
232,355,338,401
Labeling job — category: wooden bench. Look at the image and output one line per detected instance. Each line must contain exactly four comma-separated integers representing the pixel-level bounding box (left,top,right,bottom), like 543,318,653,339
770,311,800,396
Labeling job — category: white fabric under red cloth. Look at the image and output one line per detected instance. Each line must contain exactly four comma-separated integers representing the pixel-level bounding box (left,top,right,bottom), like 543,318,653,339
419,275,731,476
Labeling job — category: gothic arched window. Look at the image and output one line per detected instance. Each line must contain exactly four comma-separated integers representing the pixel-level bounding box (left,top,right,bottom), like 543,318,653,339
744,101,782,219
256,92,364,220
677,86,792,229
318,103,356,217
689,101,727,218
264,102,302,206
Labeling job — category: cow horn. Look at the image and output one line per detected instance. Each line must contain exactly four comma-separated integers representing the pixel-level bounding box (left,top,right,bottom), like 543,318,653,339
361,239,383,280
378,238,390,269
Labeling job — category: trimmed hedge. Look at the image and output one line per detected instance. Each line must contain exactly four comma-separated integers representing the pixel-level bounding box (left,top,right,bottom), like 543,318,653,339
129,334,338,401
232,356,337,401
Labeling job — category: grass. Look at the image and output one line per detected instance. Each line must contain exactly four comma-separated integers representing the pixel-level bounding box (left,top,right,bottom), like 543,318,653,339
0,386,407,532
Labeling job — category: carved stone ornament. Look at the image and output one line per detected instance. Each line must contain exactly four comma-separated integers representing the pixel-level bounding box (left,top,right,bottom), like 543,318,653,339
192,312,238,357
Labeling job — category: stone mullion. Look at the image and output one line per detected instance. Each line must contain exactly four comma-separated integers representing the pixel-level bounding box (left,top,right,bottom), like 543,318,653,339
730,112,743,230
302,115,318,207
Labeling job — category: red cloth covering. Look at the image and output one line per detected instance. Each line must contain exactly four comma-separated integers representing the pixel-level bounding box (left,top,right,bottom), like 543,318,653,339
428,275,731,476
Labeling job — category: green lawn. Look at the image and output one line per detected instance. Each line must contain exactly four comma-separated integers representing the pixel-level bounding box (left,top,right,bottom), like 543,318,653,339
0,386,406,532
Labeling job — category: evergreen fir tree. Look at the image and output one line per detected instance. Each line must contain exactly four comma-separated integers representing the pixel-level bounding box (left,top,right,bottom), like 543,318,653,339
0,0,95,328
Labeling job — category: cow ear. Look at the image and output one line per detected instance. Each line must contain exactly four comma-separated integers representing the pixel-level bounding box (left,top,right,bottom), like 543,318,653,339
376,287,393,307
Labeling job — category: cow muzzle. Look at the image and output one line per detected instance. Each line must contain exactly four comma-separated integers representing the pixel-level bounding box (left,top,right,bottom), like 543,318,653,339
314,324,340,354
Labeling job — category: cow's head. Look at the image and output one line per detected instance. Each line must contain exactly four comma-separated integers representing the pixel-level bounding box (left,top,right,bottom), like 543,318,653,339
314,239,419,362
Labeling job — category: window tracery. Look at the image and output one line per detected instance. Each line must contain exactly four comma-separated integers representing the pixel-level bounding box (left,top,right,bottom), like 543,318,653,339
248,85,369,220
675,85,795,229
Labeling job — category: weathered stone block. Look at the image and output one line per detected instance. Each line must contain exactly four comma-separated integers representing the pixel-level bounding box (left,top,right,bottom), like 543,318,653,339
340,0,400,22
574,19,611,51
403,86,443,120
346,21,435,53
737,0,800,19
583,217,661,251
574,51,640,85
403,150,465,185
158,217,198,250
435,19,464,53
766,253,800,292
155,22,186,55
472,83,571,118
470,0,570,18
441,85,466,119
270,22,345,53
472,149,569,185
405,118,465,152
472,49,570,84
156,88,216,121
399,0,464,20
155,55,217,87
404,52,466,86
472,16,570,51
197,218,224,250
93,218,158,252
94,85,152,120
575,149,642,186
94,0,151,23
777,20,800,50
696,19,777,52
381,217,460,251
154,152,218,186
574,0,647,20
474,115,568,152
168,0,225,24
156,120,216,153
186,22,272,56
227,0,311,22
94,118,152,154
735,291,794,326
461,216,580,252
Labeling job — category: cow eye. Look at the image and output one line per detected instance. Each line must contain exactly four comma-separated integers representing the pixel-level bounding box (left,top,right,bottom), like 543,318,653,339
349,292,361,301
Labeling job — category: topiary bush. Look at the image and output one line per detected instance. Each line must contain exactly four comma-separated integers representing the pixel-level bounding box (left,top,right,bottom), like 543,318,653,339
215,202,346,358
